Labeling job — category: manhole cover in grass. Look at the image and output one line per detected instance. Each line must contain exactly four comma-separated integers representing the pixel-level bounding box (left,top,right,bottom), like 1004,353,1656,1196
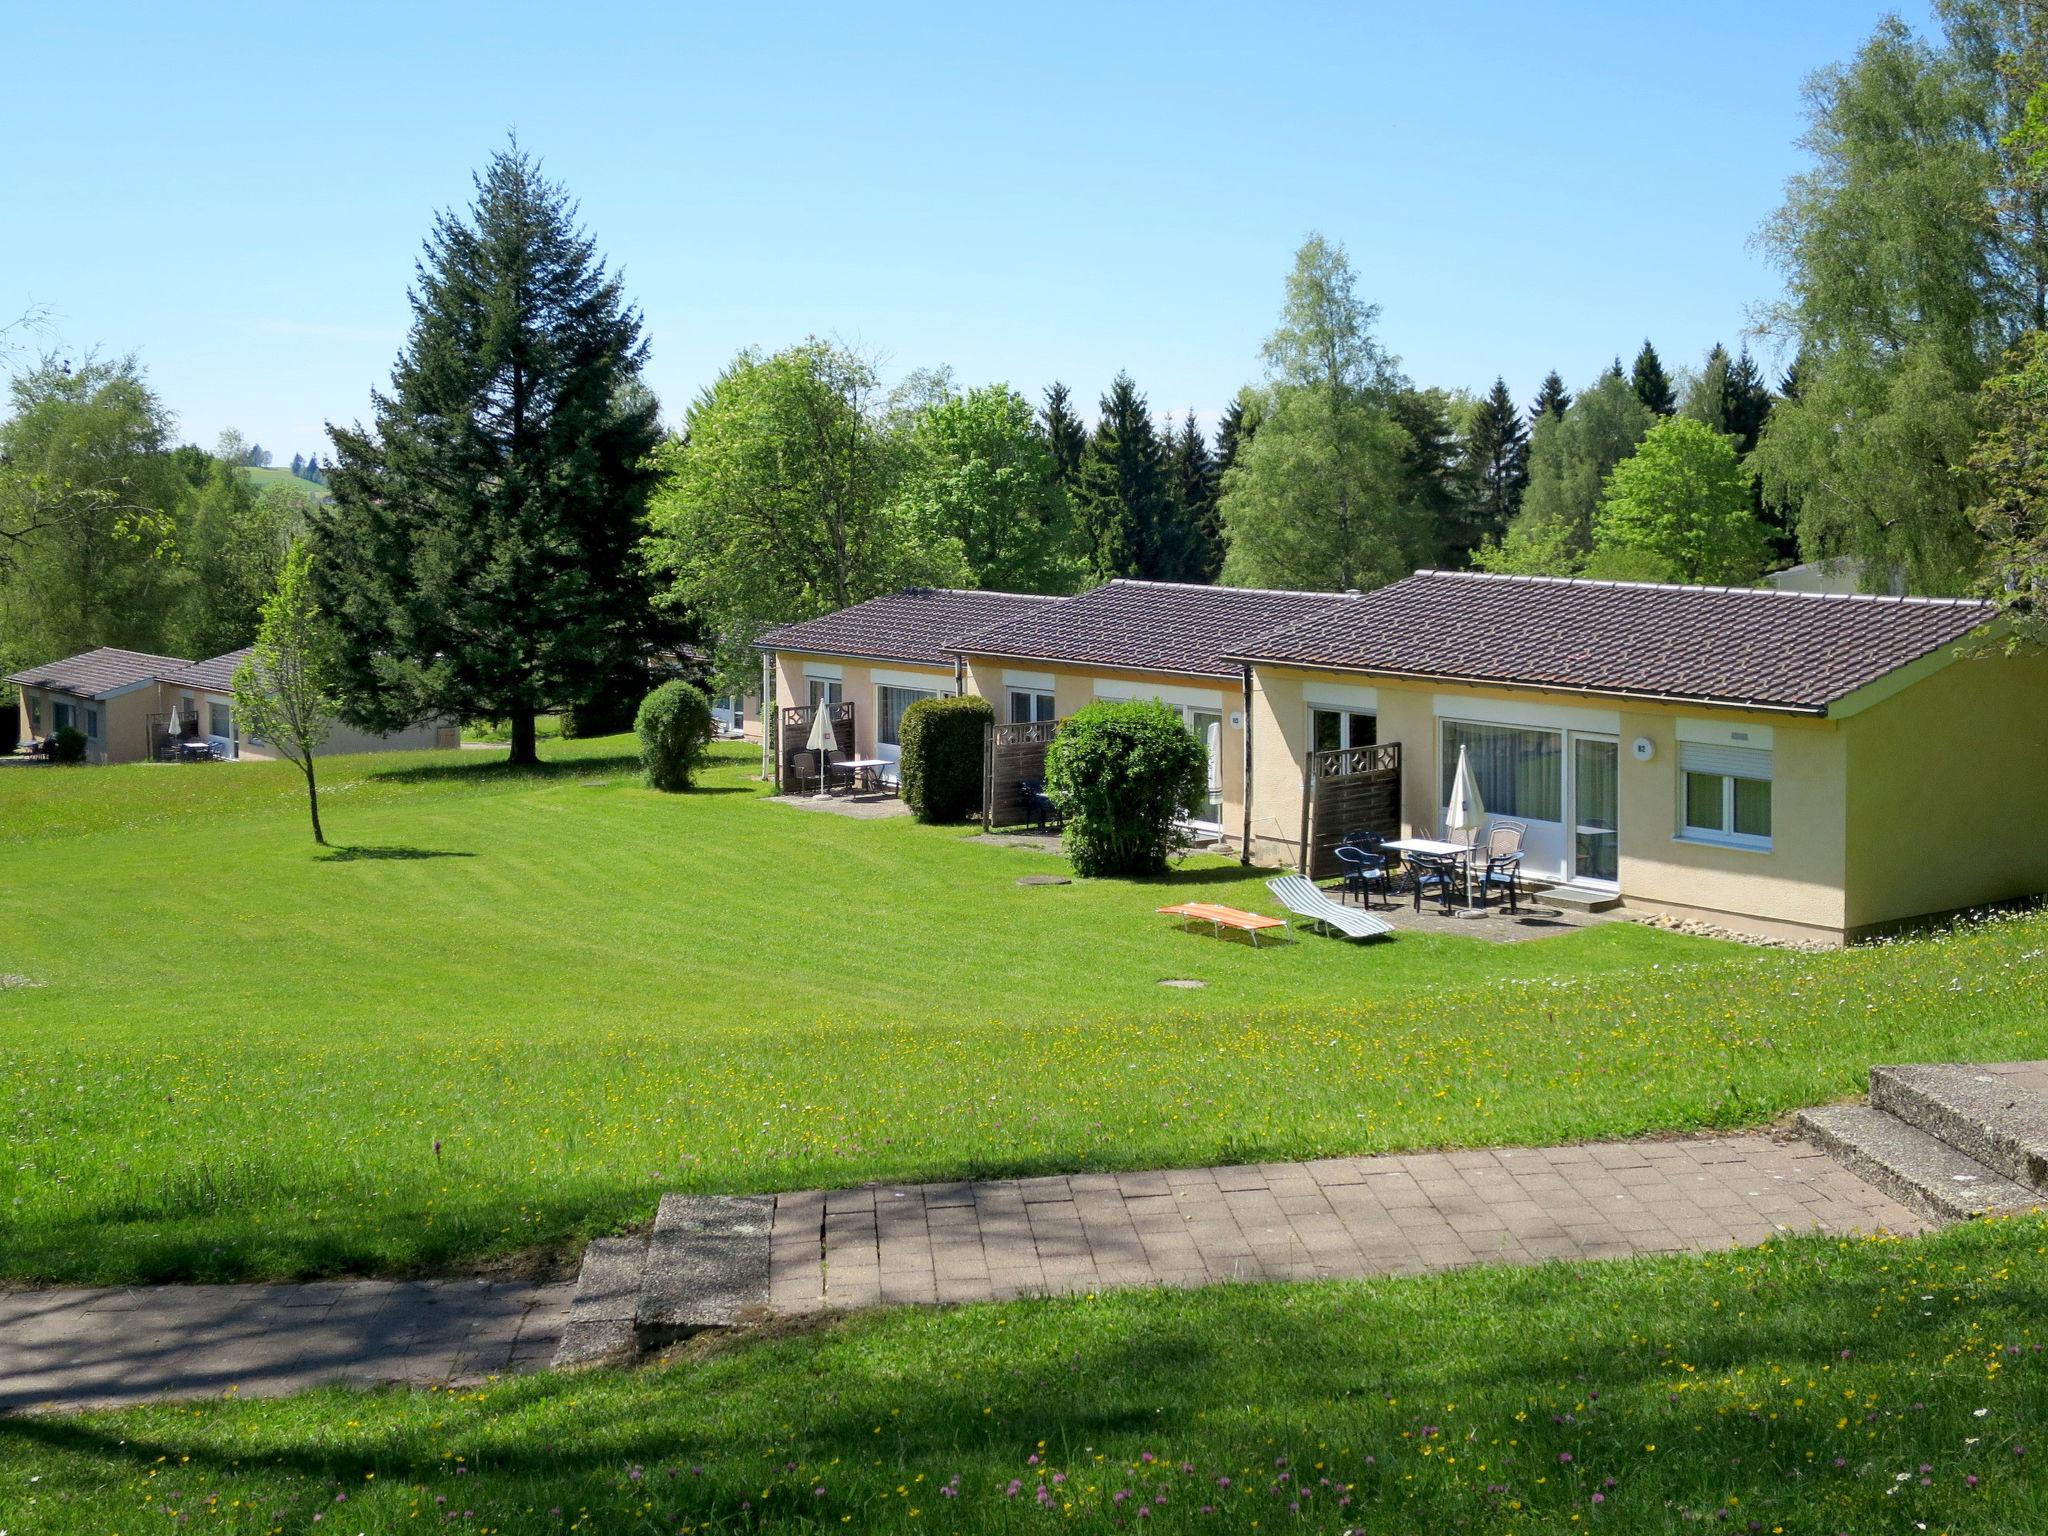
1157,978,1207,989
579,778,611,787
0,973,44,990
1016,875,1071,887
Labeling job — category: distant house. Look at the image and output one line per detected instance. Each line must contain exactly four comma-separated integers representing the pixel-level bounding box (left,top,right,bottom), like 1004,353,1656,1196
7,646,459,764
761,572,2048,946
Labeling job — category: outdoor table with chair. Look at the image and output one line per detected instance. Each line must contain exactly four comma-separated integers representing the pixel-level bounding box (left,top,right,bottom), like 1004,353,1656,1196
830,757,890,794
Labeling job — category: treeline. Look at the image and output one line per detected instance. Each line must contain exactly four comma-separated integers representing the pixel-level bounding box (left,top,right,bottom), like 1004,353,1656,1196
13,0,2048,762
0,360,306,671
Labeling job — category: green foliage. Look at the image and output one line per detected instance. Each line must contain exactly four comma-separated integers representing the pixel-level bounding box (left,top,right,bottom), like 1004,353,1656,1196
1043,698,1207,877
313,142,665,765
1220,234,1423,591
1075,372,1171,582
1966,328,2048,642
1214,390,1253,477
1037,381,1088,488
175,464,296,658
898,692,992,822
1528,370,1571,426
1630,339,1676,416
892,383,1082,593
231,542,338,843
1451,377,1526,562
50,724,85,763
634,678,714,792
1589,416,1771,584
1478,370,1652,575
648,339,965,691
0,354,184,671
1753,6,2048,592
1166,410,1224,582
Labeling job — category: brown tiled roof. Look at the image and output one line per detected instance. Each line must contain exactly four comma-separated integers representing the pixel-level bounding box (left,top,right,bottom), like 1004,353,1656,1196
161,648,253,693
1231,571,1995,713
5,647,190,699
757,588,1065,666
952,579,1353,679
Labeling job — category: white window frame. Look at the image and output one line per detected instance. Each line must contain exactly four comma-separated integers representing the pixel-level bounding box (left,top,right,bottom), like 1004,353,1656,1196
1675,738,1773,852
1009,688,1055,724
876,683,940,749
1308,705,1375,752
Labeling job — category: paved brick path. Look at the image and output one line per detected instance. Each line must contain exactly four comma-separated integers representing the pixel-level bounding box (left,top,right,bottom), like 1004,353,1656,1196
0,1279,570,1414
768,1134,1925,1311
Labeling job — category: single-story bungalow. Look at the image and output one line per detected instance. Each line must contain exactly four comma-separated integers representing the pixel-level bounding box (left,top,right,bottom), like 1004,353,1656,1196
8,646,459,764
758,571,2048,945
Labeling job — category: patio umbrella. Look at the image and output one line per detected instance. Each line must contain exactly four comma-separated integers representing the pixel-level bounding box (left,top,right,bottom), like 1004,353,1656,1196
805,702,837,799
1444,744,1487,911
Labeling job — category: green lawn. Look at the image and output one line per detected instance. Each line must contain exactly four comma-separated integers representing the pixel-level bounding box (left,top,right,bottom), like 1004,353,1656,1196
2,739,2045,1285
4,1219,2043,1533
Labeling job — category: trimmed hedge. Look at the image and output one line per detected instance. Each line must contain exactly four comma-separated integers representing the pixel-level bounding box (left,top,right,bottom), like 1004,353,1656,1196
1043,698,1207,877
51,726,87,764
900,693,993,822
634,680,714,792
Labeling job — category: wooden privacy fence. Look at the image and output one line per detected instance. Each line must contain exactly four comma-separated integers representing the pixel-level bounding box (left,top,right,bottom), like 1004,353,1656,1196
982,718,1061,830
1303,742,1401,878
777,701,855,790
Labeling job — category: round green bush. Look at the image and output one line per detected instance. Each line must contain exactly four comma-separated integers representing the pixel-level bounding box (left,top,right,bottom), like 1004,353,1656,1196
51,726,87,764
1043,698,1207,877
900,693,993,822
634,680,714,792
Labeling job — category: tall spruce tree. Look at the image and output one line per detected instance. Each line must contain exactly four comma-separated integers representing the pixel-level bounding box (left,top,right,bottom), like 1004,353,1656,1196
1529,370,1571,427
1039,381,1088,489
314,143,663,765
1631,339,1677,416
1458,377,1530,560
1390,386,1477,566
1215,391,1253,476
1167,410,1223,582
1075,373,1168,583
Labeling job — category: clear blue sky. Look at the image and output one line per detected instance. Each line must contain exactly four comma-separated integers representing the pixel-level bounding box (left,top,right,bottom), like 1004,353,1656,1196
3,1,1933,459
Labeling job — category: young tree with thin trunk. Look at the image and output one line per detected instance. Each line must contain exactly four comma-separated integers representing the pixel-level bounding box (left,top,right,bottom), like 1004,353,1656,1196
232,542,337,846
314,141,663,765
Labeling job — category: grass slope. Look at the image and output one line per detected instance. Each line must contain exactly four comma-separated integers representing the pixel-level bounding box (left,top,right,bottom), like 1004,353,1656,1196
1,740,2044,1284
239,465,331,505
3,1221,2044,1533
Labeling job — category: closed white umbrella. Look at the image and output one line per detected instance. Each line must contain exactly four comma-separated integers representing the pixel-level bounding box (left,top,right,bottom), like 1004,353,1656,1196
805,703,837,799
1444,744,1487,910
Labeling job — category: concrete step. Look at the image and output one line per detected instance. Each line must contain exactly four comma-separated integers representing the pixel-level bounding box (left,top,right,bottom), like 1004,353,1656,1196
1797,1104,2042,1224
1870,1063,2048,1193
551,1235,648,1368
634,1194,775,1348
1536,881,1623,913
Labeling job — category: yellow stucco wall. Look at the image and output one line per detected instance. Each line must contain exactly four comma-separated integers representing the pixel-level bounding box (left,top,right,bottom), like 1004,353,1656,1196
1842,647,2048,934
1250,665,1851,938
959,657,1248,839
771,651,960,764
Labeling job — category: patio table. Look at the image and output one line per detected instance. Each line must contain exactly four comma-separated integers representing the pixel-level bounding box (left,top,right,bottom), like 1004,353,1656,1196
832,757,890,794
1382,836,1479,906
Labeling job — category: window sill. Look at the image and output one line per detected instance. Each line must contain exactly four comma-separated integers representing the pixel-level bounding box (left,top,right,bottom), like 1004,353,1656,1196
1675,830,1772,855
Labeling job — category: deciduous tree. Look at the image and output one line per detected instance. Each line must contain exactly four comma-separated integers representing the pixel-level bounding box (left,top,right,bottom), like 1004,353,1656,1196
1589,416,1771,583
1478,370,1652,575
231,542,338,845
1218,234,1420,590
1966,328,2048,642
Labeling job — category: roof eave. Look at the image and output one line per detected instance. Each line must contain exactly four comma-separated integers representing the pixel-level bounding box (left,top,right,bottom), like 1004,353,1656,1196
1229,655,1832,717
945,646,1235,682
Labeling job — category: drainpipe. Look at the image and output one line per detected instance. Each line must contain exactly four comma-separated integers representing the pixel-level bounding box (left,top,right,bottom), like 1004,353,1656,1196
1239,662,1254,866
761,651,775,785
954,655,964,696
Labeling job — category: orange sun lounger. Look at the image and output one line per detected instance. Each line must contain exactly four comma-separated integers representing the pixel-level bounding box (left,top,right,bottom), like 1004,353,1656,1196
1156,901,1289,947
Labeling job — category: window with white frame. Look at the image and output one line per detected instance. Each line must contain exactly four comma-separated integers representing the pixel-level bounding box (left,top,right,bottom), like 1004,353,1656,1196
806,677,843,709
1311,707,1375,752
209,701,233,741
1678,741,1772,848
1008,688,1055,724
51,701,75,733
877,684,939,747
